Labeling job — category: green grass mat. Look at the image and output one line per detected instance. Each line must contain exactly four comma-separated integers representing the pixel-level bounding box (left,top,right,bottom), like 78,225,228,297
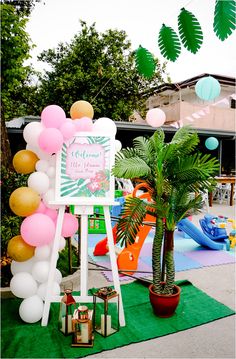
1,280,235,358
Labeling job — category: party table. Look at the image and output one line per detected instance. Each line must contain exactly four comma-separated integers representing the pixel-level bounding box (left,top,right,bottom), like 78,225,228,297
209,176,236,206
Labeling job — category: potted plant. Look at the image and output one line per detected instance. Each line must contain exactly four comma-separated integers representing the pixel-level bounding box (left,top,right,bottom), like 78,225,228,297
112,126,219,317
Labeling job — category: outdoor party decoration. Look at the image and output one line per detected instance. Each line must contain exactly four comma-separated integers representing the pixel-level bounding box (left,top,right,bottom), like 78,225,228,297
38,128,64,154
19,295,44,324
74,116,93,132
7,235,35,262
205,137,219,150
93,117,117,135
41,104,66,128
93,287,119,337
10,272,38,299
134,46,156,79
178,8,203,54
145,108,166,127
71,306,94,347
9,187,40,216
158,25,181,62
213,0,236,41
13,149,39,174
70,100,94,120
195,76,221,101
59,287,76,335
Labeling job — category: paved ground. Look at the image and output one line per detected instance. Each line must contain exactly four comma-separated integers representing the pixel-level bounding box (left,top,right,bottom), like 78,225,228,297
68,202,235,359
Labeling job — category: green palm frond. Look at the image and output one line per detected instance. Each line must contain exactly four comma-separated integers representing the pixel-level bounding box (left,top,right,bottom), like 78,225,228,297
116,197,147,246
133,136,155,164
112,156,151,179
213,0,236,41
158,24,181,62
135,46,156,79
150,129,165,155
178,8,203,53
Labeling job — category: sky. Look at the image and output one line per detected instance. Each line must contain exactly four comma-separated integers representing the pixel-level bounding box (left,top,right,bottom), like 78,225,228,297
26,0,236,83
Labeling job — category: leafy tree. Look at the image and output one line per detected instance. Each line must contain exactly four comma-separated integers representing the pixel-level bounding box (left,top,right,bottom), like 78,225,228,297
0,0,41,16
37,21,167,120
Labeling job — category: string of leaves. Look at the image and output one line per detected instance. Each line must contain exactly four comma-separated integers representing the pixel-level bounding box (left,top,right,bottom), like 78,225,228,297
213,0,236,41
134,46,156,78
135,0,235,72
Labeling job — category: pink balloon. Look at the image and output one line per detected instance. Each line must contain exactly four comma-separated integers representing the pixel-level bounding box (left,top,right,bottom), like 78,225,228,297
61,213,78,237
33,201,47,214
44,207,58,221
21,213,56,246
146,108,166,128
38,128,64,154
59,120,76,140
41,105,66,129
74,117,93,132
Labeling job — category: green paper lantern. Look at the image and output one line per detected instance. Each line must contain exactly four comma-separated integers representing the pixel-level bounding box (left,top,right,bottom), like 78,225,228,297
195,76,221,101
205,137,219,150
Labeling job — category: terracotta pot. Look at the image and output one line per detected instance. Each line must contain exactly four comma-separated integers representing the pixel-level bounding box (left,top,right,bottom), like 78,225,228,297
149,283,181,318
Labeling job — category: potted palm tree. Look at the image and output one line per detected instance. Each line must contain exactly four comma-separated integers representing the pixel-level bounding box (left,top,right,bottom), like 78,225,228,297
112,126,219,317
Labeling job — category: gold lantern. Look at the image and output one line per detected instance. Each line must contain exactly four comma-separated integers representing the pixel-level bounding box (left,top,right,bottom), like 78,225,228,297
93,287,119,337
71,305,94,347
58,288,76,336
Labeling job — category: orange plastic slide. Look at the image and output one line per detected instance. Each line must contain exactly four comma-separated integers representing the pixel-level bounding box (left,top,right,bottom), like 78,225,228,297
93,183,155,274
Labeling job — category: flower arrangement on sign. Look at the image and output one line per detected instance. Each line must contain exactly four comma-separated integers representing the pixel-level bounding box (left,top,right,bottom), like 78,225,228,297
7,100,122,324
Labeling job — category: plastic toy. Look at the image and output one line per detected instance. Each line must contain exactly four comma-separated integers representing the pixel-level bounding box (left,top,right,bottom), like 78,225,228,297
199,214,230,250
228,219,236,248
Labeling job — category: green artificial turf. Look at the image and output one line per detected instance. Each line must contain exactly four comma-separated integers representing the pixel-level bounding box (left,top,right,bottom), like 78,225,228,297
1,280,235,358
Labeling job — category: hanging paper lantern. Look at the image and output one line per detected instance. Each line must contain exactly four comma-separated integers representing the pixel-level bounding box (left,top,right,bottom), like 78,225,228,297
146,108,166,127
205,137,219,150
195,76,221,101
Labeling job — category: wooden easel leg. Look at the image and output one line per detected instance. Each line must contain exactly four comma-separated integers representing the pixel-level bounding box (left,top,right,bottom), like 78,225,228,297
41,205,65,326
104,206,126,326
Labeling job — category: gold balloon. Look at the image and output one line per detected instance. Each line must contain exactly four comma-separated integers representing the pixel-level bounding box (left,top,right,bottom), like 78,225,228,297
70,100,94,120
9,187,40,217
7,235,35,262
13,150,39,174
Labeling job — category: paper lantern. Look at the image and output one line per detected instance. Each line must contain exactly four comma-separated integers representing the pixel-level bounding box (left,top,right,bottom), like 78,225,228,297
205,137,219,150
146,108,166,127
195,76,221,101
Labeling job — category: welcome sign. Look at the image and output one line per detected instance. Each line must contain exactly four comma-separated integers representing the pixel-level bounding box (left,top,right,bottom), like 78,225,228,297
55,132,115,204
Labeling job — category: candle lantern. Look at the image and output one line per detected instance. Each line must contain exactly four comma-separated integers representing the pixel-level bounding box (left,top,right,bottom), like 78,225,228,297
71,305,94,347
58,287,76,336
93,287,119,337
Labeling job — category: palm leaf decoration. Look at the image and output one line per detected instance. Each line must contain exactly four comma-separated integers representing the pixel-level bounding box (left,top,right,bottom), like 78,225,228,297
135,46,156,78
158,24,181,62
213,0,236,41
178,8,203,53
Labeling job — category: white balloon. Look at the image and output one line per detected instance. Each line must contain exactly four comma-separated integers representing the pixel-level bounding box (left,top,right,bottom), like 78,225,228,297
11,257,36,275
10,272,38,298
43,188,58,209
34,245,51,260
23,122,44,148
19,295,44,323
54,268,62,284
59,236,66,251
28,171,50,195
46,166,56,178
32,261,50,283
35,159,50,173
115,139,122,152
37,281,61,301
93,117,117,135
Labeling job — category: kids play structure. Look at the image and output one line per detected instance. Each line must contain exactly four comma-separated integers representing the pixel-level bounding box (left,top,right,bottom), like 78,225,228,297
94,184,232,274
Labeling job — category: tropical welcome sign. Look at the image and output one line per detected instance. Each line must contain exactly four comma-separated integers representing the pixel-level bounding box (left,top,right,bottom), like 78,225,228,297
55,132,115,204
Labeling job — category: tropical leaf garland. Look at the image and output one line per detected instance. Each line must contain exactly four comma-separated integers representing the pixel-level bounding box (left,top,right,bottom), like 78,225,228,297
213,0,236,41
178,8,203,53
135,46,156,78
158,24,181,62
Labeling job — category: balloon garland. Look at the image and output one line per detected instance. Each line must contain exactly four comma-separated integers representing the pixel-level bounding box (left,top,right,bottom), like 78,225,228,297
7,100,123,323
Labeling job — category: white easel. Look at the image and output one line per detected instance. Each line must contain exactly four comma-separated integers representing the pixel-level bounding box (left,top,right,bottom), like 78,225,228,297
41,132,125,327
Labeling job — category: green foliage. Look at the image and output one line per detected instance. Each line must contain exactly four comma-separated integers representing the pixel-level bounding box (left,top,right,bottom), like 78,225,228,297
1,3,37,121
135,46,156,79
57,245,78,277
37,21,167,120
112,126,219,294
1,0,41,16
178,8,203,54
158,24,181,62
213,0,236,41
